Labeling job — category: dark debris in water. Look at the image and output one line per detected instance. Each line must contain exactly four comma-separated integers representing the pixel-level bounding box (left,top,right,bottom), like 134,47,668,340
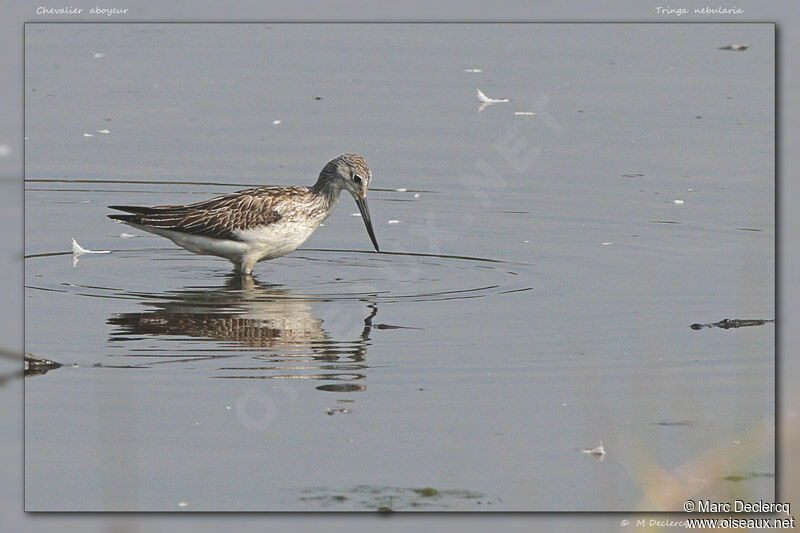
0,349,60,382
297,484,492,510
652,419,697,427
23,352,63,376
374,323,420,330
723,471,774,482
690,318,774,330
723,475,747,482
719,44,748,51
316,383,365,393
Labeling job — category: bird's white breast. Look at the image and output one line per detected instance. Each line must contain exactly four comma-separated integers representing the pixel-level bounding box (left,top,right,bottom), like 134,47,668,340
233,215,325,260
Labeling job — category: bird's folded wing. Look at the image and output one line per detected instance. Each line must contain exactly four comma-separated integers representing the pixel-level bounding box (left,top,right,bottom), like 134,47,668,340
111,189,284,240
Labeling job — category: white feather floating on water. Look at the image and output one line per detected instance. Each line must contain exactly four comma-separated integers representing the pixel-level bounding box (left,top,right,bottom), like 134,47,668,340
73,238,110,267
476,88,510,104
72,238,111,256
581,441,606,458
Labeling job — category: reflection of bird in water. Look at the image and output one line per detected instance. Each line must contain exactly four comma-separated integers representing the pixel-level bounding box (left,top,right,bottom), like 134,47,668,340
108,154,380,275
108,275,376,364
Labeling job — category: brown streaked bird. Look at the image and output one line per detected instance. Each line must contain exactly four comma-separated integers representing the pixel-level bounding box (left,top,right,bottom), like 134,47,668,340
108,154,379,275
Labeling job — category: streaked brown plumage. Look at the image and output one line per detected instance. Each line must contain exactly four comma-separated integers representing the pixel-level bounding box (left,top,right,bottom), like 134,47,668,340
109,154,379,275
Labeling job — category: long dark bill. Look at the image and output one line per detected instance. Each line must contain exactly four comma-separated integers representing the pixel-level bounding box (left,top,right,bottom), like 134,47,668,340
355,195,380,252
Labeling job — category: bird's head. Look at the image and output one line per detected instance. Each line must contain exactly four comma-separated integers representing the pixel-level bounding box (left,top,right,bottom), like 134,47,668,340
317,154,379,252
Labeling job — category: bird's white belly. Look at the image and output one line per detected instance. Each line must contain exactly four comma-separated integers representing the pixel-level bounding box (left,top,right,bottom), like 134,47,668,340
234,219,322,261
131,225,249,261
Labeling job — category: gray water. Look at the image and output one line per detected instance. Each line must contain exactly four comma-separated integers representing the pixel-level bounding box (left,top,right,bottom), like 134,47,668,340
24,23,774,511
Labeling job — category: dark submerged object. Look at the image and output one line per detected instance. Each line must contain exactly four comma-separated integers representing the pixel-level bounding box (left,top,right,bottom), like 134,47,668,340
689,318,774,330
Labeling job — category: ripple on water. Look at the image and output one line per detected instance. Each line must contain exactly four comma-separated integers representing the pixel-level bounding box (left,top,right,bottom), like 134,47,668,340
25,247,533,391
26,247,533,304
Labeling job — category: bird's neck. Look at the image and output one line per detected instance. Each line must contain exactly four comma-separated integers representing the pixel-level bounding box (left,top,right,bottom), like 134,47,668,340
311,179,343,212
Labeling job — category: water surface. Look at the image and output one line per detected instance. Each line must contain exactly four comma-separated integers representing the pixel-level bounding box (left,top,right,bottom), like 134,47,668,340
25,23,774,511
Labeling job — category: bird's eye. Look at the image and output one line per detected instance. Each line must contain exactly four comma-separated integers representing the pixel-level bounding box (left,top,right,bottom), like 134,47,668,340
353,174,363,184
